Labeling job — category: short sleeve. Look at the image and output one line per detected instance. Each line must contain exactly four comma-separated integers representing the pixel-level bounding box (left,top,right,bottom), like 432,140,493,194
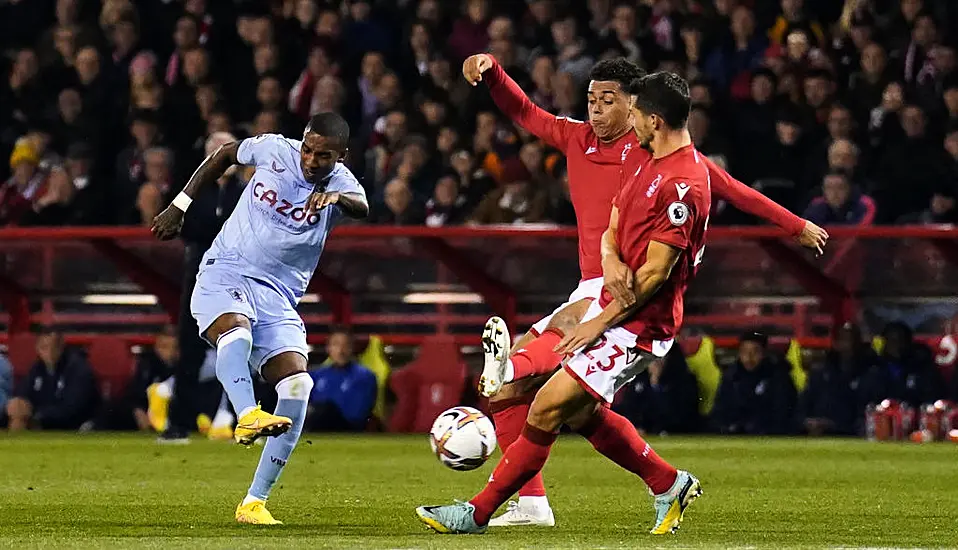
326,165,366,199
236,133,283,166
649,178,698,250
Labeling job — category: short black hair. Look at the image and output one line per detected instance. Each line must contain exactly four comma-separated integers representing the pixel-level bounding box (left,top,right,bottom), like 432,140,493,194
306,112,350,143
740,331,768,348
589,58,646,93
629,71,691,128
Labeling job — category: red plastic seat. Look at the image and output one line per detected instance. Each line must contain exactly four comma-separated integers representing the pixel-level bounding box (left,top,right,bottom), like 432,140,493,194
86,337,136,401
388,335,468,433
6,332,37,381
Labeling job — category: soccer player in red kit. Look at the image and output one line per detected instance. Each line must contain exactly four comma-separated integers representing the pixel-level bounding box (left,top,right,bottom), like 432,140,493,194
416,71,710,535
461,53,828,526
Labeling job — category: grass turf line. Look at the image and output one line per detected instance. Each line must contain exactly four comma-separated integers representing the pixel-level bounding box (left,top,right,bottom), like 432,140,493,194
0,433,955,549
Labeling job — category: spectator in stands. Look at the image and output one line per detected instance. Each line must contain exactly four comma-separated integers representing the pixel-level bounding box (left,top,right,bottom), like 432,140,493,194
703,5,767,94
711,332,797,435
800,323,887,436
307,329,377,432
115,110,160,224
877,321,943,408
425,173,469,227
615,349,701,435
898,184,958,225
875,104,942,221
769,0,826,47
5,328,97,432
470,159,547,225
848,42,890,121
370,177,425,225
0,138,48,226
0,353,11,426
136,146,174,226
803,171,876,226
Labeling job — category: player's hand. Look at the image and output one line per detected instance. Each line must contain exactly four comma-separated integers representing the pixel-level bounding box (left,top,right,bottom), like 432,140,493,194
462,54,494,86
553,319,606,355
151,206,184,241
797,220,829,256
602,256,636,308
307,191,341,212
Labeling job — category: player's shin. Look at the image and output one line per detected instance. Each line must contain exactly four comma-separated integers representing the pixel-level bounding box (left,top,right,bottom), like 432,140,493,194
247,372,313,502
508,329,566,381
489,394,549,505
469,423,557,526
215,327,257,416
577,406,677,494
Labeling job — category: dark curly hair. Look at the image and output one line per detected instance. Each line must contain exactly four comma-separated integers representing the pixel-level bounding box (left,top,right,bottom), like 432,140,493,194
588,58,646,92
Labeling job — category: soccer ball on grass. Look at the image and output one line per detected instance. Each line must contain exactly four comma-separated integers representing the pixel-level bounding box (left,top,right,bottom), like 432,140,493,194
429,406,497,471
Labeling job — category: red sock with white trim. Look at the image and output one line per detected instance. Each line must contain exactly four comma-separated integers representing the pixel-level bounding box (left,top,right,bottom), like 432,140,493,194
470,423,557,525
578,407,677,494
489,396,547,499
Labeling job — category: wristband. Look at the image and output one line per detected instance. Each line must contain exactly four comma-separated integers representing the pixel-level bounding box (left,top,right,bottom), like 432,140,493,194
172,192,193,212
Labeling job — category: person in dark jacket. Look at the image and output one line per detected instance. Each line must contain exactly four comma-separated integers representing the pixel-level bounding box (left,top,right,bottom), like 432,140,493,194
5,328,97,431
800,323,888,436
711,332,797,435
803,171,876,226
614,348,701,435
306,329,377,432
877,321,943,408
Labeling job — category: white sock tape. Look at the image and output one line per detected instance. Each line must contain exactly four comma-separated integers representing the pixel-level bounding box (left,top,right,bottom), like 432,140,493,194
172,192,193,212
275,372,313,401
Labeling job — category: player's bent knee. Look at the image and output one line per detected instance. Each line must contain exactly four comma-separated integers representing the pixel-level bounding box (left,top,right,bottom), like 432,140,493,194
205,313,252,344
565,402,602,431
261,351,308,386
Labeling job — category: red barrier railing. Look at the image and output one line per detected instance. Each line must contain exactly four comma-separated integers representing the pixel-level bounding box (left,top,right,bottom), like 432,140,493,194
0,225,955,345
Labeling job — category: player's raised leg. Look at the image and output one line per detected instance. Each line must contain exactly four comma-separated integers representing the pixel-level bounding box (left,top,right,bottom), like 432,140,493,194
236,350,312,525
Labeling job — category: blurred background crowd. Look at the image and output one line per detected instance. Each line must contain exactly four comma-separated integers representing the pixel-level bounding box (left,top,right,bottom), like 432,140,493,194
1,0,957,229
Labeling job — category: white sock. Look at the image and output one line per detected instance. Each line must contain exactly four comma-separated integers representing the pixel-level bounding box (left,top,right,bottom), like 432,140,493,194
242,494,263,505
155,377,174,399
519,495,550,512
504,359,515,383
212,408,234,428
238,406,256,418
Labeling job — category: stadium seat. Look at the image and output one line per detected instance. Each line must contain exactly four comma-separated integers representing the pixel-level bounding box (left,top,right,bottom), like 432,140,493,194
684,336,721,416
786,339,807,392
6,332,37,381
358,335,392,423
86,337,136,401
387,335,467,433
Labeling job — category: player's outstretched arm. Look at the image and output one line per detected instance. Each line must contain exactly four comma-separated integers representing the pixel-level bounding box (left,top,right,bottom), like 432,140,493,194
306,191,369,219
704,156,828,253
463,54,576,152
600,206,635,308
151,142,240,240
555,241,680,354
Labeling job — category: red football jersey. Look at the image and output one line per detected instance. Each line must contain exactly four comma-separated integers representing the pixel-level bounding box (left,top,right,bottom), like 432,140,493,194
600,144,712,348
483,57,803,282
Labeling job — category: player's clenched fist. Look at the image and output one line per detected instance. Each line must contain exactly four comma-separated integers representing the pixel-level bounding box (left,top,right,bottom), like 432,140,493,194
462,54,493,86
307,191,341,212
151,206,184,240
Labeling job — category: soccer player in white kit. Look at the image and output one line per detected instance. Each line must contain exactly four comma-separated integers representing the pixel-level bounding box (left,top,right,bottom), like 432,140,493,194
152,113,368,524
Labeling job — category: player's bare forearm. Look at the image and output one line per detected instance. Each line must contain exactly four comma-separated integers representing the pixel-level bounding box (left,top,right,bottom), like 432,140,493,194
181,142,240,198
334,192,369,219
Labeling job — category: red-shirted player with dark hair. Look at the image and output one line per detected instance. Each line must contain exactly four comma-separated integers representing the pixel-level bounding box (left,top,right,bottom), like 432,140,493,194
417,71,716,535
459,54,828,527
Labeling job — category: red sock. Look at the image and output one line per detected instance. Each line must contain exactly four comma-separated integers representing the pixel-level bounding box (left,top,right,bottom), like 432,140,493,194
470,423,556,525
578,407,677,494
489,396,547,498
509,329,565,381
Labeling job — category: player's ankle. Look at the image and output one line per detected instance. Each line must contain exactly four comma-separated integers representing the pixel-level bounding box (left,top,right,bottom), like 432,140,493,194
518,495,550,512
242,494,264,506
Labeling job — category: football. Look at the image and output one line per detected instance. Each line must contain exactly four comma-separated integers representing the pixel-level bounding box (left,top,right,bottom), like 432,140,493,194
429,406,497,471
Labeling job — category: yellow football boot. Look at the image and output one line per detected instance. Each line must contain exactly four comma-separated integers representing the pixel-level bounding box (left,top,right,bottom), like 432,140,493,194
235,499,282,525
233,405,292,446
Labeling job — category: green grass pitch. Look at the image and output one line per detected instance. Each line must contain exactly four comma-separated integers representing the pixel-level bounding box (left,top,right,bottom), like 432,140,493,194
1,433,956,549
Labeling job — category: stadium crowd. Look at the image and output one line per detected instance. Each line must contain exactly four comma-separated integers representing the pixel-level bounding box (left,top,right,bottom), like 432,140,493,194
1,0,957,228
